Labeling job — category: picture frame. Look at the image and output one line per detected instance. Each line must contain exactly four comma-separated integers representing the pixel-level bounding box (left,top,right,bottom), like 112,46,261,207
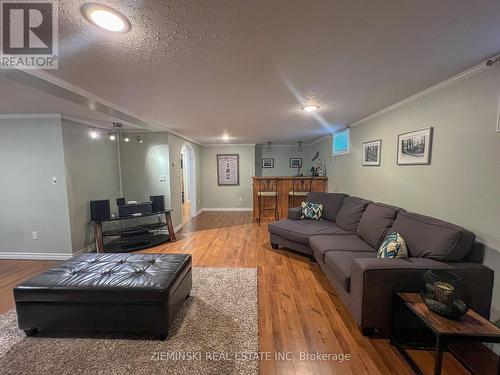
261,158,274,168
289,158,302,168
397,127,433,165
217,154,240,186
362,139,381,166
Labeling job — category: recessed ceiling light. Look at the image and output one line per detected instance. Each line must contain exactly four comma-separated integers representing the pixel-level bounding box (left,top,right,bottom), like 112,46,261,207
301,105,320,113
123,136,130,142
222,133,230,141
81,3,131,33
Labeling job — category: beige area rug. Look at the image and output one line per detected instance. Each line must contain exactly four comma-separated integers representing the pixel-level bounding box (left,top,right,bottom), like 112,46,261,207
0,267,258,375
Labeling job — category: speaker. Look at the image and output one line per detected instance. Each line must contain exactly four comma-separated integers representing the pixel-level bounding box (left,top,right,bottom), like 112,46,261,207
90,200,111,221
116,197,126,206
150,195,165,213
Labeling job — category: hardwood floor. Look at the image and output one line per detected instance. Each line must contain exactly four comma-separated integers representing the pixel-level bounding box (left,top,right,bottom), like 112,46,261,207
0,212,471,375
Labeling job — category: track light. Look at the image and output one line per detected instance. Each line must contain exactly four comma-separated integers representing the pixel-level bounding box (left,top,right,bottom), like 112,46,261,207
136,136,143,144
90,128,98,139
486,57,499,67
123,135,130,142
109,132,116,141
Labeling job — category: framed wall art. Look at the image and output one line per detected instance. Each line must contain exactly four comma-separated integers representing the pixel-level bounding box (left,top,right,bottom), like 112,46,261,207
217,154,240,185
362,139,381,166
397,127,433,165
262,158,274,168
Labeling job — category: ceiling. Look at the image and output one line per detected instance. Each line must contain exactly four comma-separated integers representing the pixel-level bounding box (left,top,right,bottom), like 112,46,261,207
0,75,137,129
4,0,500,144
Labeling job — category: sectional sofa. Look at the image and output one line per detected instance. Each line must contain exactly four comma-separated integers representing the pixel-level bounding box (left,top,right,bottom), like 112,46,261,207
268,192,493,337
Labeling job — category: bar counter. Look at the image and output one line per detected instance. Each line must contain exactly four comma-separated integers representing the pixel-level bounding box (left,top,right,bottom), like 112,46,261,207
252,176,328,220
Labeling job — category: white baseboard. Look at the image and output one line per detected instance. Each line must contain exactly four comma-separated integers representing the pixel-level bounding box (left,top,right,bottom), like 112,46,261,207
0,252,75,260
201,207,252,212
195,209,203,216
174,223,184,232
0,238,113,261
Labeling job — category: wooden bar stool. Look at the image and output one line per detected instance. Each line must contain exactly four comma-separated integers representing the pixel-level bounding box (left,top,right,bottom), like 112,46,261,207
288,177,313,208
257,178,279,225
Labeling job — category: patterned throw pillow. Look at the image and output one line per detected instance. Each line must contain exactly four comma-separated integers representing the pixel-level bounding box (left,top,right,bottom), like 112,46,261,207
301,202,323,220
377,232,408,258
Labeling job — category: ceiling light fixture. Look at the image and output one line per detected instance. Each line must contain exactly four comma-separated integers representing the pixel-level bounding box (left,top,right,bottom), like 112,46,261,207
81,3,131,33
109,132,116,141
123,135,130,142
301,104,320,113
90,128,98,139
222,133,230,141
136,136,144,144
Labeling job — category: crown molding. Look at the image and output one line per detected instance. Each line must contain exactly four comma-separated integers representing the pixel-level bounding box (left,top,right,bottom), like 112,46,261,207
350,60,492,127
305,134,331,146
3,69,203,146
204,143,256,147
0,113,61,120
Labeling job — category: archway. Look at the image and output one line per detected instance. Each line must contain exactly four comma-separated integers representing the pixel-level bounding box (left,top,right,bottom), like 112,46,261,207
180,142,197,224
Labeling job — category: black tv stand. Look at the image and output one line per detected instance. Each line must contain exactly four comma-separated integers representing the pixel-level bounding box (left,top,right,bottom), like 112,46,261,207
92,210,176,253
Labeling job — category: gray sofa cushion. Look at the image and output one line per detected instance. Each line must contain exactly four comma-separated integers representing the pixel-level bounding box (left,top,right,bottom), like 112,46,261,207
335,197,371,232
268,219,346,245
306,192,348,222
390,211,475,261
325,251,376,292
356,203,401,248
309,234,376,262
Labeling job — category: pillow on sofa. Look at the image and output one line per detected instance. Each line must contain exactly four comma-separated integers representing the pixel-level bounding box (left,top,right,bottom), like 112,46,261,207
356,203,401,248
301,202,323,220
306,192,348,221
335,197,371,232
389,211,475,261
377,232,408,258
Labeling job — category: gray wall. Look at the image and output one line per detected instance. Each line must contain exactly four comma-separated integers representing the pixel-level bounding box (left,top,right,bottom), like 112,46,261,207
120,133,171,207
255,145,305,176
202,145,255,209
327,66,500,319
119,132,202,228
255,140,332,183
62,120,121,253
0,117,73,255
167,133,203,227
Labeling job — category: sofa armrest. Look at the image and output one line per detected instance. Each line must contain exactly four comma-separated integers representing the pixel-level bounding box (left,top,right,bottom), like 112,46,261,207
287,207,302,220
349,258,493,336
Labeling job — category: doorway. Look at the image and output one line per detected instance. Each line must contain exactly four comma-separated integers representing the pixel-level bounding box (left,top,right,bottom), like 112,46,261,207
180,143,197,225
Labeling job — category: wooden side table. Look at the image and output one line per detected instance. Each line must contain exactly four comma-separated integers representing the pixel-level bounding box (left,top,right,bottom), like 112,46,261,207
391,292,500,375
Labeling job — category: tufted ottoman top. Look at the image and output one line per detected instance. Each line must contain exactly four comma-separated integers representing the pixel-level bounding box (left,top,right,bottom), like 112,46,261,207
14,253,191,304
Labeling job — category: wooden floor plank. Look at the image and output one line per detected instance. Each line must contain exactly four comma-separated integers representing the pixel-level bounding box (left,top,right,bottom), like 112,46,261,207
0,212,471,375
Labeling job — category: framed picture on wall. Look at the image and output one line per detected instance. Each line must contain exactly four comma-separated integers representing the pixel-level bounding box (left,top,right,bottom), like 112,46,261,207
289,158,302,168
262,158,274,168
362,139,381,166
217,154,239,186
397,127,433,165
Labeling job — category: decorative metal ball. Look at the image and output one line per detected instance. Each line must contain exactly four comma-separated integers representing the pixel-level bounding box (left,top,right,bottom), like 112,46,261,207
420,270,470,319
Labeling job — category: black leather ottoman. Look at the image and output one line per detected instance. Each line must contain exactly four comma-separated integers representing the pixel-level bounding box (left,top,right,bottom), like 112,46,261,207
14,253,192,340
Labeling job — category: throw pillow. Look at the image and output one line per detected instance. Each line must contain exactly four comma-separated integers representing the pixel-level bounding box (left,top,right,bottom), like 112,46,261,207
377,232,408,258
301,202,323,220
